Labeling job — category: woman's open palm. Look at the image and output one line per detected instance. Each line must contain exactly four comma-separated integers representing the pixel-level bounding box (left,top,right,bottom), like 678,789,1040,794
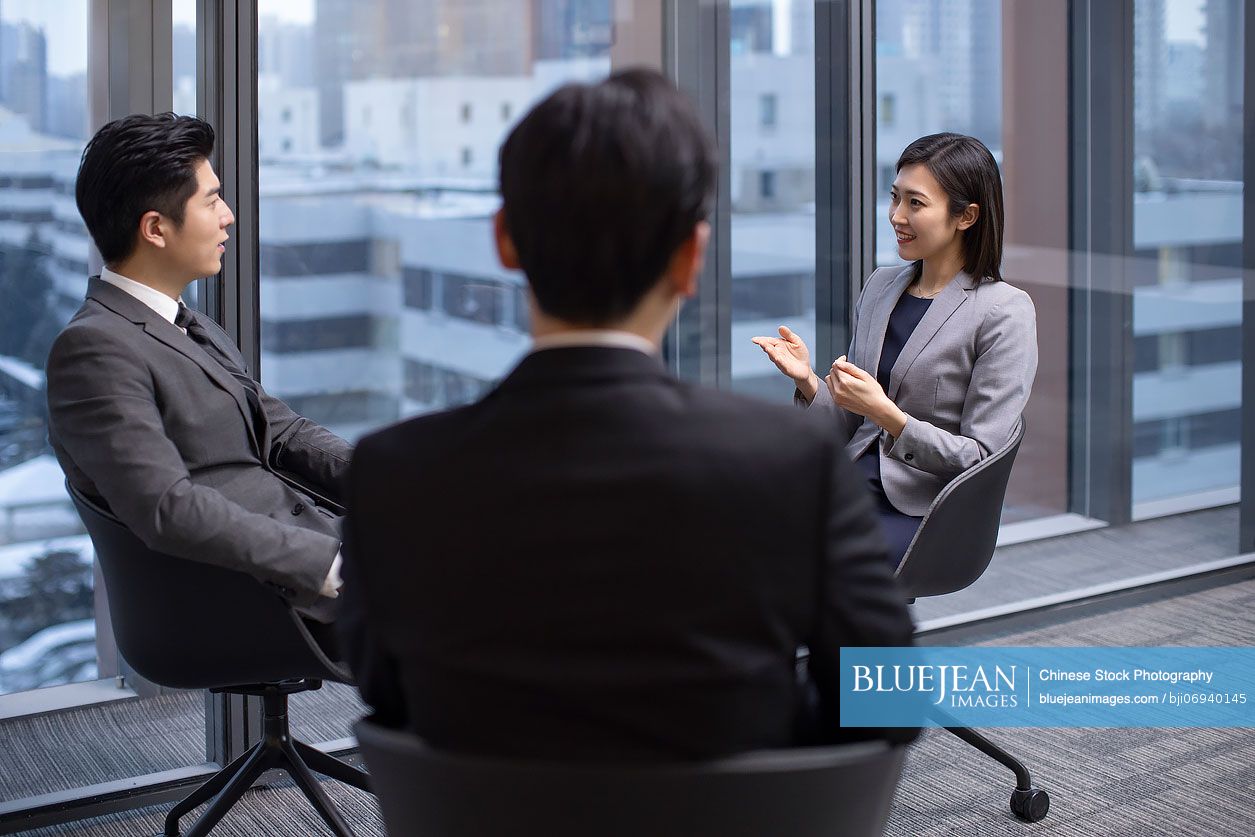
751,326,813,383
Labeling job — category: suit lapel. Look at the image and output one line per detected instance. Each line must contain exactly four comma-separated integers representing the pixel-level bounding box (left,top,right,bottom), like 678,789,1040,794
144,319,263,456
885,272,973,401
180,308,272,456
87,278,263,457
863,266,916,377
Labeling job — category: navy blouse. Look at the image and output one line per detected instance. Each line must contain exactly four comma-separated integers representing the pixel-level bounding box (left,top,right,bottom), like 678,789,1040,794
856,290,932,491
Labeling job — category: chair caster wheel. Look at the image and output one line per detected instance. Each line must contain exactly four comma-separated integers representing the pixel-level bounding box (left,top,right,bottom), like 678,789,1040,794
1010,787,1050,822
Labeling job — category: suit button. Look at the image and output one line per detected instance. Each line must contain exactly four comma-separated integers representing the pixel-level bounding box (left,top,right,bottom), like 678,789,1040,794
292,503,305,515
904,453,914,462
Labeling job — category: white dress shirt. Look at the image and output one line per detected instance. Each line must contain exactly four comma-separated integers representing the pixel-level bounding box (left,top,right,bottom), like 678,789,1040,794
99,267,184,331
96,267,342,598
531,329,659,356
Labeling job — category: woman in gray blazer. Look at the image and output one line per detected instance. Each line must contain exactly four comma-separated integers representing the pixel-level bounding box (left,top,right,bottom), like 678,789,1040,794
754,133,1038,568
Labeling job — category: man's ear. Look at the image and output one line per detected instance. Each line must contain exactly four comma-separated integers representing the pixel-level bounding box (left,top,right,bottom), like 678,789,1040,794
493,209,521,270
669,221,710,299
138,210,168,250
957,203,980,231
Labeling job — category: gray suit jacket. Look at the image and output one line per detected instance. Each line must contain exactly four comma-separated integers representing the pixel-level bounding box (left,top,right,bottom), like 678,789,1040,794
804,265,1037,516
46,277,352,609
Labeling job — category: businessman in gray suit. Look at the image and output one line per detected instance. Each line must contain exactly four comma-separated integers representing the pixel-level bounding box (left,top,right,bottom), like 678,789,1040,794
47,113,350,623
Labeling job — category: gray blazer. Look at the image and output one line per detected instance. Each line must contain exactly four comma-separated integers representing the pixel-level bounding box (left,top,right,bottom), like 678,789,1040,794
46,277,352,609
805,265,1037,516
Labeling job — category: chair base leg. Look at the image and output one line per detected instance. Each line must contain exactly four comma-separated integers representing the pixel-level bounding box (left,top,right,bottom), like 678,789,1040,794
943,726,1050,823
293,739,372,793
163,746,257,834
281,738,356,837
165,687,368,836
943,726,1033,789
177,743,273,837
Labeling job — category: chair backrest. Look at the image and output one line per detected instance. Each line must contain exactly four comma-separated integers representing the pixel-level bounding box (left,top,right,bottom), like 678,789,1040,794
355,720,905,837
894,417,1025,599
68,484,344,689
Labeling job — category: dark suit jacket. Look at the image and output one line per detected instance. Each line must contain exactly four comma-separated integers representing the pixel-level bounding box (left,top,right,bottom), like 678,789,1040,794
341,346,915,761
46,277,352,610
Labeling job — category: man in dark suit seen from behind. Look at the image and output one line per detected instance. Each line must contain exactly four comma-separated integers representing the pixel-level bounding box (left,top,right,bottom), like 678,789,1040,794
47,114,350,631
340,69,916,760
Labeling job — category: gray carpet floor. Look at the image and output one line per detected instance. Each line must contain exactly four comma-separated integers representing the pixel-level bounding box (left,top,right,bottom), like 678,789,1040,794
889,576,1255,836
0,682,365,802
5,578,1254,836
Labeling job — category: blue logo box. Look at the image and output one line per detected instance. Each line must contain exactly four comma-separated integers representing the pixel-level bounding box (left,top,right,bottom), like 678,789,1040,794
839,647,1255,727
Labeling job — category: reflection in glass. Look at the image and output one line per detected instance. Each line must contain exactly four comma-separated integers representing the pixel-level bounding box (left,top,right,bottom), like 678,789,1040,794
258,0,617,441
0,1,95,695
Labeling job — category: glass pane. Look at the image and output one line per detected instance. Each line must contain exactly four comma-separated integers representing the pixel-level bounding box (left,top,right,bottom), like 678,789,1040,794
258,0,624,442
1131,0,1243,516
173,0,197,116
0,2,221,811
0,1,97,698
171,0,203,317
730,0,817,402
874,1,1002,269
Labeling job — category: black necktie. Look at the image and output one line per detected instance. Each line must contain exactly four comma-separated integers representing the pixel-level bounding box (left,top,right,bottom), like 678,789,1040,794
176,303,265,446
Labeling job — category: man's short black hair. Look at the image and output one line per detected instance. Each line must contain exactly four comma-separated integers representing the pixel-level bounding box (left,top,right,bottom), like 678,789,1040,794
75,113,215,265
498,68,716,325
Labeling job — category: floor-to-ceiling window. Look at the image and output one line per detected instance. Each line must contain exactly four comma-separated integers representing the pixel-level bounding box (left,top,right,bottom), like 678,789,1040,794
250,0,655,748
0,0,96,700
1130,0,1243,519
0,3,234,816
869,0,1247,623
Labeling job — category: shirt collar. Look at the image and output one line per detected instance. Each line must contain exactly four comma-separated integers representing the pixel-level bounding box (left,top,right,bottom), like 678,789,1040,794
98,266,183,327
530,329,659,356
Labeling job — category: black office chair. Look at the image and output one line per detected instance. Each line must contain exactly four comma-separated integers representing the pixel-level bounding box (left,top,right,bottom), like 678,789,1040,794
355,720,906,837
893,417,1049,823
68,485,371,837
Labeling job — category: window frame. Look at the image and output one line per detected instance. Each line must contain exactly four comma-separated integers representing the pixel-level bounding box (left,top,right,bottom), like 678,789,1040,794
1242,0,1255,553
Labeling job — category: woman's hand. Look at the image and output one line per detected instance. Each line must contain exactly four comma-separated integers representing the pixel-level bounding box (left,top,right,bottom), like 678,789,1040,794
828,357,908,437
752,326,820,401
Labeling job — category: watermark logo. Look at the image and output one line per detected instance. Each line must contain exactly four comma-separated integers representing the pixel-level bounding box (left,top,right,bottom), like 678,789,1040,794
839,647,1255,728
851,663,1018,708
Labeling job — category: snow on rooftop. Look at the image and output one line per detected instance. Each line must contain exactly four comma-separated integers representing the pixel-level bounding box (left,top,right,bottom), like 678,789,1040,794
0,534,92,581
0,355,44,390
0,455,68,506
